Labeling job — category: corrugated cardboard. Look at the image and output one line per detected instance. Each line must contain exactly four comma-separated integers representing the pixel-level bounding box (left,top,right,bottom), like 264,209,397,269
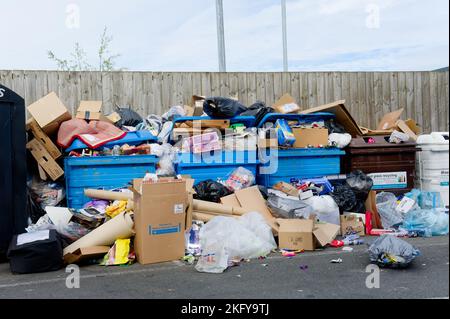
132,178,188,265
377,108,404,130
27,92,72,135
300,100,364,137
26,139,64,181
273,182,299,197
26,119,61,159
235,186,278,233
190,95,206,116
220,194,241,207
277,219,315,251
404,119,420,134
396,120,418,141
313,222,341,247
340,214,365,236
76,101,105,121
292,128,329,148
64,246,110,265
106,112,121,124
273,94,301,114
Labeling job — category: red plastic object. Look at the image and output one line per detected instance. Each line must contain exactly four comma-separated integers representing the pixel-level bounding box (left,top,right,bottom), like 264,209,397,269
330,240,344,248
365,211,373,235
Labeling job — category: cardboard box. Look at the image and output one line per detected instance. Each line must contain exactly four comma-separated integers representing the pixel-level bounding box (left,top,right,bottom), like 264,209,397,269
26,139,64,181
26,119,61,159
273,94,301,114
340,214,365,236
64,246,110,265
132,178,188,265
27,92,72,135
190,95,206,116
292,127,329,148
396,120,418,141
277,219,340,251
273,182,299,197
377,108,404,130
192,119,230,129
76,101,109,121
105,112,121,124
220,194,241,207
300,100,364,137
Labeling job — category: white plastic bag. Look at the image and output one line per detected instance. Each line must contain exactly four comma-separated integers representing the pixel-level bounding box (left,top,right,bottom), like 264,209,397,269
328,133,352,149
195,212,276,273
305,195,340,225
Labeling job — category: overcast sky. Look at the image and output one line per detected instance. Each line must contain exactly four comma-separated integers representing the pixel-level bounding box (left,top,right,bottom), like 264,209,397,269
1,0,448,71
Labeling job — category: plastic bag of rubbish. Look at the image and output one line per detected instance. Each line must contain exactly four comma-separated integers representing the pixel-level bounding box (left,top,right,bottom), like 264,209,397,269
115,106,143,127
151,143,176,176
162,105,186,122
376,192,404,229
346,170,373,201
304,195,341,226
368,235,420,268
405,189,444,210
56,221,92,243
158,121,173,144
267,194,313,219
194,180,233,203
325,119,347,134
330,184,357,212
195,212,276,273
403,208,449,237
328,133,352,149
203,97,247,119
224,167,256,192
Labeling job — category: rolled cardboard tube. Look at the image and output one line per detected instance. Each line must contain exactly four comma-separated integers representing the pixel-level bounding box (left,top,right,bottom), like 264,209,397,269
193,200,250,216
192,212,239,223
84,189,133,201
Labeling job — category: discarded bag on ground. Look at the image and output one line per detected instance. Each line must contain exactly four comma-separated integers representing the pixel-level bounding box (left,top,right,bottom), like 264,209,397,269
195,212,277,273
330,184,358,213
115,105,143,128
203,97,247,119
346,170,373,203
368,235,420,268
376,192,404,229
193,179,233,203
402,208,449,237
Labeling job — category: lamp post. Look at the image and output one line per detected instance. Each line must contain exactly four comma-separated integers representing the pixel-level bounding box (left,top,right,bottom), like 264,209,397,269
216,0,227,72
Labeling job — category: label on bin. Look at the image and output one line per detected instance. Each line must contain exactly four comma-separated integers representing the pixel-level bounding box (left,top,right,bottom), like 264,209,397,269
441,170,449,186
368,171,408,190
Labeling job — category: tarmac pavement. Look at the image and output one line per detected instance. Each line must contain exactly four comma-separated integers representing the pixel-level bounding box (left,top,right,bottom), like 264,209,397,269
0,236,448,299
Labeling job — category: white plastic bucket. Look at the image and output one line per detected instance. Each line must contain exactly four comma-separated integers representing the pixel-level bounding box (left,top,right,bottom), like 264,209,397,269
416,132,449,206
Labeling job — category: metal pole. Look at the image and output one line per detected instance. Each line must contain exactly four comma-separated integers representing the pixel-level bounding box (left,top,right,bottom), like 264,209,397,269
281,0,288,72
216,0,227,72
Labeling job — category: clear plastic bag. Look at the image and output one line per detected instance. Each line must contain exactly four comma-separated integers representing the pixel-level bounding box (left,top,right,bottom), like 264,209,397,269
405,189,444,210
402,209,449,237
368,235,420,268
195,212,276,273
267,194,313,219
224,167,256,192
376,192,404,229
304,195,341,226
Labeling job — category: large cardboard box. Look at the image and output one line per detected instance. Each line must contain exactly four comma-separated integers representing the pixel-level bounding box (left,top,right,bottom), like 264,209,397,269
292,127,329,148
26,139,64,181
132,178,188,265
277,219,340,251
340,214,365,236
27,92,72,135
76,101,107,121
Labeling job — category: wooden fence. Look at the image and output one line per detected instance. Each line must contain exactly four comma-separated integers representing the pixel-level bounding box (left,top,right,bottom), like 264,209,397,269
0,70,448,132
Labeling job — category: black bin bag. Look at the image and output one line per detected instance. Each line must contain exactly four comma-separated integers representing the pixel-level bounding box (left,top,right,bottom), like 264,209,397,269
7,229,63,274
203,97,247,119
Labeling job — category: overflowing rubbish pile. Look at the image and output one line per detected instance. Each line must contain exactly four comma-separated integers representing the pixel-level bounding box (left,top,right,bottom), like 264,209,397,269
2,89,448,275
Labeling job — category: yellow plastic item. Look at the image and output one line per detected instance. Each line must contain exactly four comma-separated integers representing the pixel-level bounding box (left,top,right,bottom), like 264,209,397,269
106,200,128,219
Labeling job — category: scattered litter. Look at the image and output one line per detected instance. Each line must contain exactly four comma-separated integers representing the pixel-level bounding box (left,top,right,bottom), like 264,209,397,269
330,258,343,264
342,247,354,252
299,264,309,270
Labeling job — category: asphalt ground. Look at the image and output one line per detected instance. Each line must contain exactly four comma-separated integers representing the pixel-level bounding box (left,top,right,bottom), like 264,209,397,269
0,236,448,299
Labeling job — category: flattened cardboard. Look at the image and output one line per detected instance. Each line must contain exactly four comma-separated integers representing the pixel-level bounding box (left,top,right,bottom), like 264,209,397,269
235,186,278,233
220,194,241,207
377,108,404,130
273,182,299,197
292,128,329,148
404,119,420,135
340,214,365,236
132,179,188,265
27,119,61,159
396,120,418,141
64,246,110,265
277,219,315,251
300,100,364,137
27,92,72,135
273,93,301,114
26,139,64,181
313,223,340,247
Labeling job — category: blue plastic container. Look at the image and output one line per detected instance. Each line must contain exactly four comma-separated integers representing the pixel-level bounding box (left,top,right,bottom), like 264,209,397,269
176,151,258,185
257,148,345,188
65,155,158,208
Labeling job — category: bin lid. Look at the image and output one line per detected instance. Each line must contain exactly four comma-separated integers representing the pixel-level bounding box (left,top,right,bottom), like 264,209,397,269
417,132,449,145
257,112,335,128
348,135,417,149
